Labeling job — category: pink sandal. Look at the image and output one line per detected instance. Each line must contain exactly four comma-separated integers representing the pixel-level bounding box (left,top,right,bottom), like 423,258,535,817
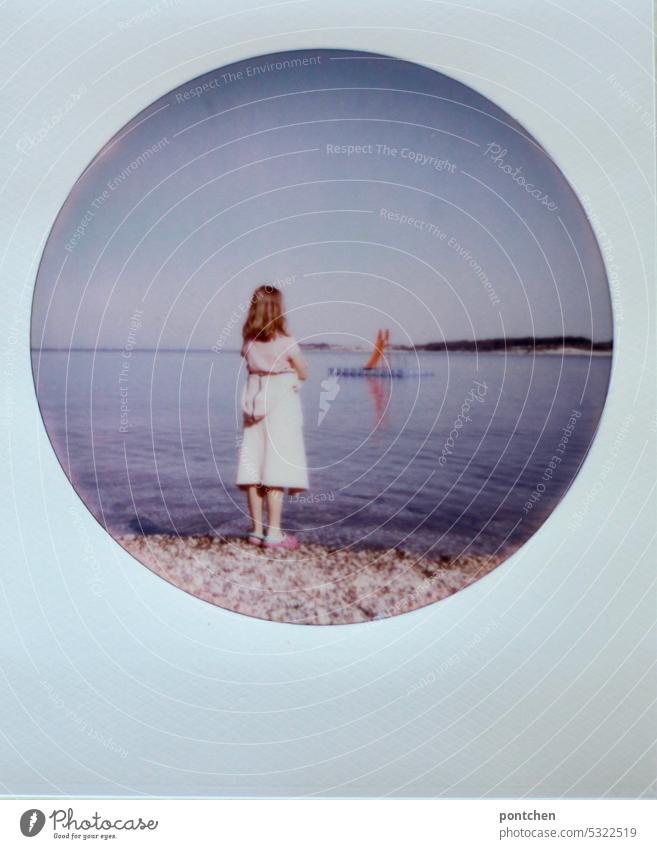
262,533,299,550
247,532,264,545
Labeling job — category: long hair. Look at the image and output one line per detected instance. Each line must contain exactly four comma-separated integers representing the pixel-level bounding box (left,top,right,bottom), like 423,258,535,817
242,285,289,343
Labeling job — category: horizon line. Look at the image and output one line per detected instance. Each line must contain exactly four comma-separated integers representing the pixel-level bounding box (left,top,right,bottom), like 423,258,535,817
31,337,614,354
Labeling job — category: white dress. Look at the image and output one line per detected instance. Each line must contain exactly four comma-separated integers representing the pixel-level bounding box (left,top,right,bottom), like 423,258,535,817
236,335,309,491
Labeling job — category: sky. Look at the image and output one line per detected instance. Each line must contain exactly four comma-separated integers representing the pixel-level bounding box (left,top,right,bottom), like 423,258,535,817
32,48,613,350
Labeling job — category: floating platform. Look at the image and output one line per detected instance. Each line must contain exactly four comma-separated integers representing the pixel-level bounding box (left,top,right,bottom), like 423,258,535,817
328,366,434,378
330,328,434,377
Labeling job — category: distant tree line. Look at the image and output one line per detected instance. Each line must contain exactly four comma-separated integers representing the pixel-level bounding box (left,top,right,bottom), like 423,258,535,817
400,336,612,352
301,336,612,352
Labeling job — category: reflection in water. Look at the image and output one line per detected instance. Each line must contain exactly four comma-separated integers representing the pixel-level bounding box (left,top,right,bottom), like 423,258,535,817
365,376,390,430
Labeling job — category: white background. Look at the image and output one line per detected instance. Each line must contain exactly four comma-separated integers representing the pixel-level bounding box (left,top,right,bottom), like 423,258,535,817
0,0,655,798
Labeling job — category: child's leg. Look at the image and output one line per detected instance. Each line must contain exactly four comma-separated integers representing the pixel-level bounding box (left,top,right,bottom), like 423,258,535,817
265,487,284,541
246,485,265,536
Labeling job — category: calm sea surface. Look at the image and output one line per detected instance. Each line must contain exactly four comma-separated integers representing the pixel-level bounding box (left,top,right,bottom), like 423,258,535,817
33,349,611,556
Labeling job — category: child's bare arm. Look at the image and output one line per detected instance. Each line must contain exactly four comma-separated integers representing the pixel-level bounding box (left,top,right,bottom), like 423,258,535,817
288,350,309,380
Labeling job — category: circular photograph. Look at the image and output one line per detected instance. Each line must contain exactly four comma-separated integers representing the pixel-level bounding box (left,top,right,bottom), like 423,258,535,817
31,49,613,625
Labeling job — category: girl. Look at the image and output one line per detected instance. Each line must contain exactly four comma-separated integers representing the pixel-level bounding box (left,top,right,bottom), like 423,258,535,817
236,285,309,549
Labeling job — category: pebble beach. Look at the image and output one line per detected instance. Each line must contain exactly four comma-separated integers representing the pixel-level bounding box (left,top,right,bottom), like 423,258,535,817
116,534,506,625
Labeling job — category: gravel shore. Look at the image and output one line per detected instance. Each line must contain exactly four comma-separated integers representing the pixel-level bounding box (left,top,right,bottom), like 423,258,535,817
117,534,506,624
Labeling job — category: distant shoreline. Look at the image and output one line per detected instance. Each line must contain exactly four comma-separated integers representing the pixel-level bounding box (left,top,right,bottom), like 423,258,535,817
300,336,612,354
300,346,612,357
34,336,613,356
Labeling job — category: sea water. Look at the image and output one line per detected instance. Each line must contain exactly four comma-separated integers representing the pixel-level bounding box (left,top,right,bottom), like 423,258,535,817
32,349,611,556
